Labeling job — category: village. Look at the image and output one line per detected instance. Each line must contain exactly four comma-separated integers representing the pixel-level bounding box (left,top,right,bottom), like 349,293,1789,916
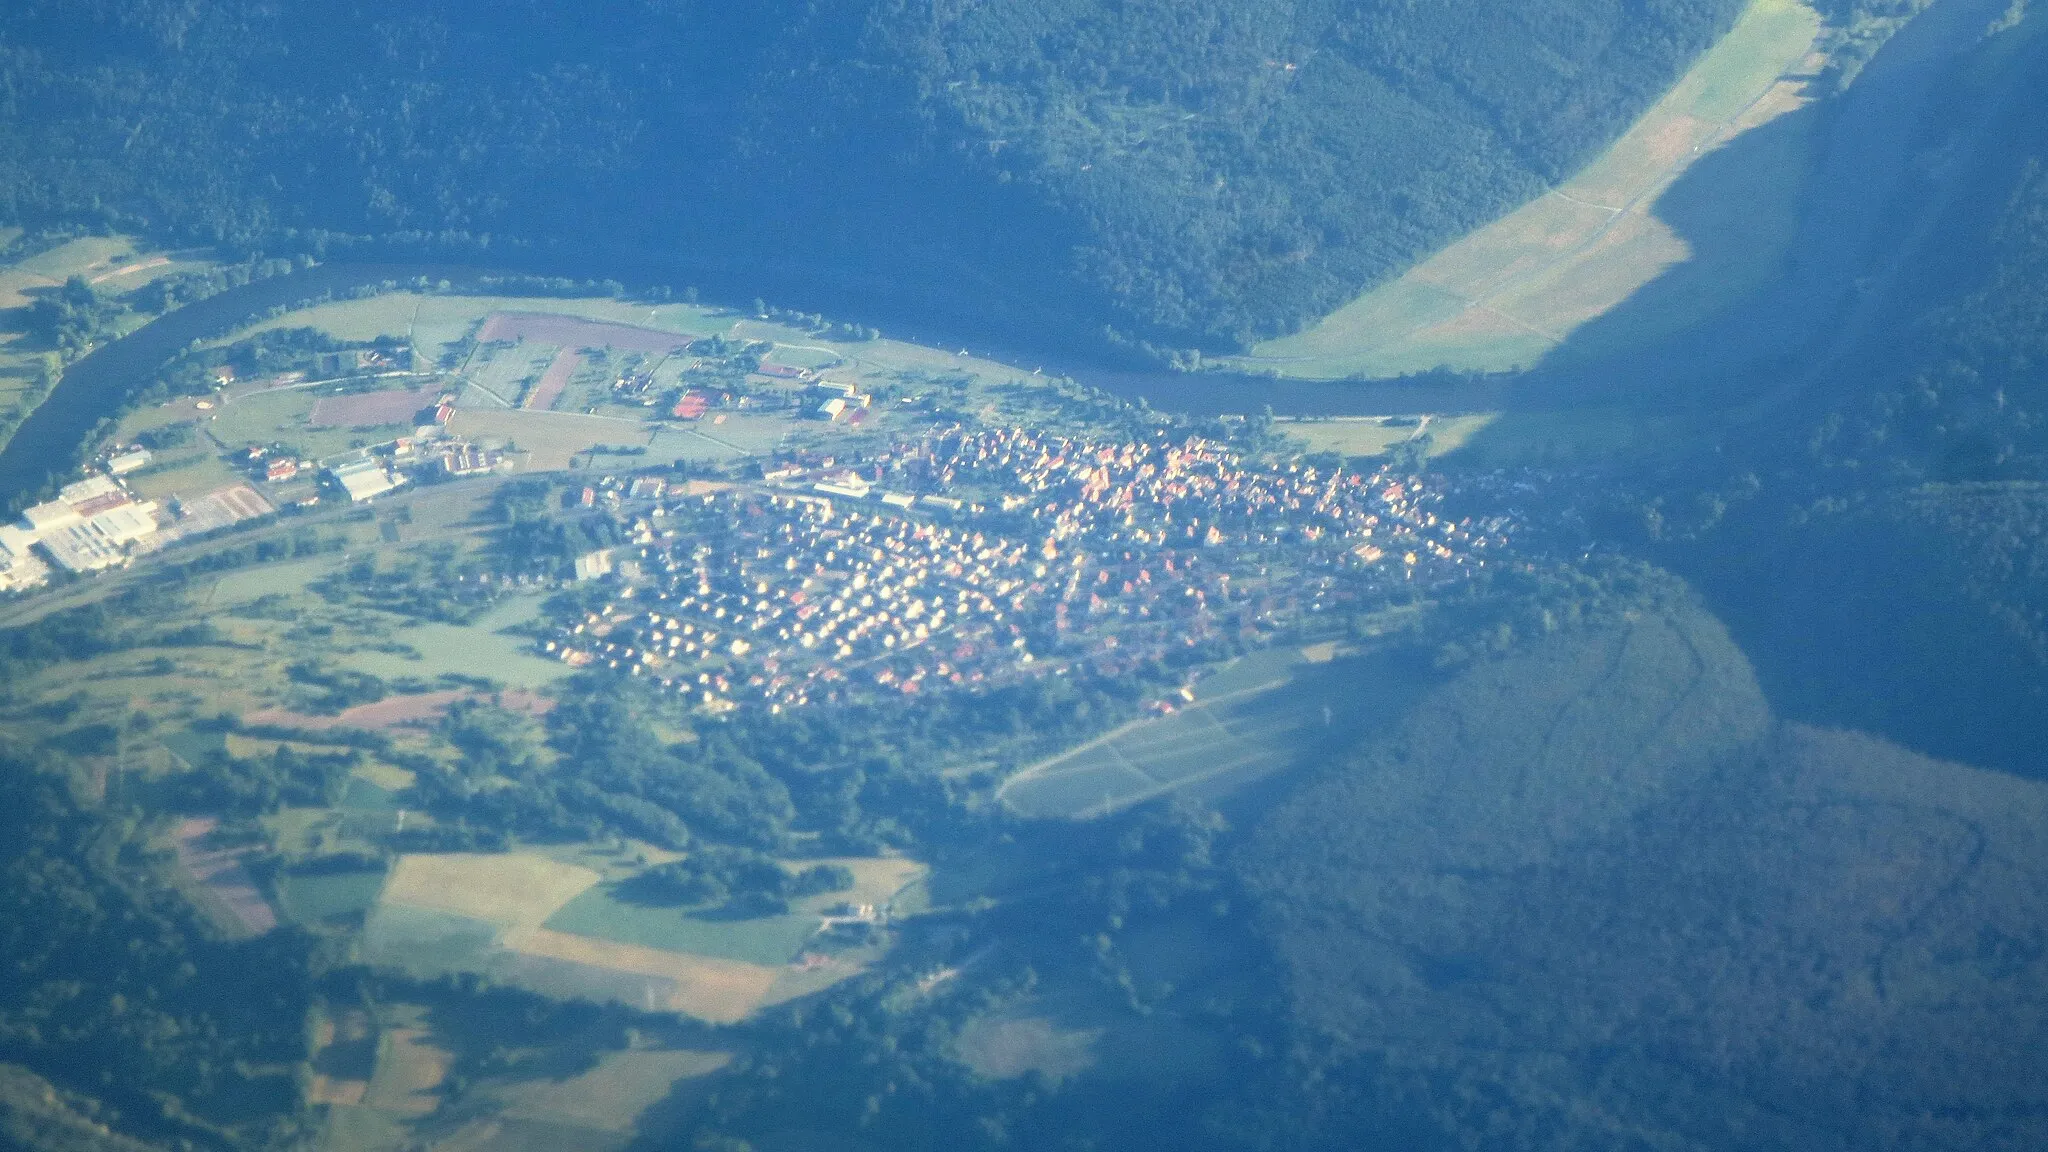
550,425,1521,713
0,304,1525,664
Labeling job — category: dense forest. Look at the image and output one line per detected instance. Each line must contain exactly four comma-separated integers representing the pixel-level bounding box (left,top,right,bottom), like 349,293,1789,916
1627,37,2048,781
1239,587,2048,1151
0,743,317,1150
0,0,1743,348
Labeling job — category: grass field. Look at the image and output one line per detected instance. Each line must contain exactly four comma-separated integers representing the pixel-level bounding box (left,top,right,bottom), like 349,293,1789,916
334,617,570,690
208,381,428,460
495,1049,731,1133
361,1006,452,1120
368,850,919,1021
382,852,603,928
1234,0,1824,378
543,856,923,966
228,293,732,369
953,1014,1101,1083
444,408,654,470
122,448,244,503
276,867,387,924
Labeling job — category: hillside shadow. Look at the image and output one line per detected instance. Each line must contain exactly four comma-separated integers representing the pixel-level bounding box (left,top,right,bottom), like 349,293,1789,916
1456,0,2021,447
1522,103,1831,406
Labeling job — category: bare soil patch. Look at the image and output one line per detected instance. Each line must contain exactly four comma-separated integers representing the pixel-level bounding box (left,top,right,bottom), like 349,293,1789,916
309,386,434,428
501,928,781,1023
525,348,580,411
172,816,278,935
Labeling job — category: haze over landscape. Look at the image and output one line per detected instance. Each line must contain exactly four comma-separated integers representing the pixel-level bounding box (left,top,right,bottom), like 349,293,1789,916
0,2,2043,1150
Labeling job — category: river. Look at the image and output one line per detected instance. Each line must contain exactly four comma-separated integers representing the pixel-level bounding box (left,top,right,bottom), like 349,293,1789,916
0,261,1504,509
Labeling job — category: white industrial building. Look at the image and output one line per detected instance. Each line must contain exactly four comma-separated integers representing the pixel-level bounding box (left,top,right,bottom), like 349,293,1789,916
327,458,406,503
0,524,50,592
37,500,162,573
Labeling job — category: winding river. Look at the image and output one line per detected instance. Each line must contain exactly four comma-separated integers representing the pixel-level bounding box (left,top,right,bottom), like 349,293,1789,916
0,261,1504,508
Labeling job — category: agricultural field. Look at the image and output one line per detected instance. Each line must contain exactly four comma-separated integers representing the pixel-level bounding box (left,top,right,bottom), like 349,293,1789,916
331,597,570,691
1234,0,1825,378
364,849,923,1023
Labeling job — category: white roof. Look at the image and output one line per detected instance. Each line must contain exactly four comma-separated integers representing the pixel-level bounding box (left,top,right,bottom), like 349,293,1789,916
337,468,400,502
329,457,386,479
20,502,81,534
58,475,120,505
88,502,159,543
0,524,36,557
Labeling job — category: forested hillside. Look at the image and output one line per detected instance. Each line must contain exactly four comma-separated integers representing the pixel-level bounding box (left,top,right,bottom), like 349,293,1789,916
1651,35,2048,779
1240,588,2048,1151
0,0,1744,347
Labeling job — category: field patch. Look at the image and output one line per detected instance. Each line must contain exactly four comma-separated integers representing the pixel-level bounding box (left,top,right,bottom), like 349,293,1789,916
1235,0,1824,378
542,856,923,966
310,386,434,428
245,687,552,732
171,816,278,935
362,1025,451,1119
277,867,387,925
953,1015,1101,1083
524,348,581,410
505,929,782,1022
443,408,651,470
331,616,569,692
382,852,601,928
371,851,915,1021
496,1048,731,1133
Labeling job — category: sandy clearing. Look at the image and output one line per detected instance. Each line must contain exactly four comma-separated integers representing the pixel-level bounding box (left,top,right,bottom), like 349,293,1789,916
503,927,781,1023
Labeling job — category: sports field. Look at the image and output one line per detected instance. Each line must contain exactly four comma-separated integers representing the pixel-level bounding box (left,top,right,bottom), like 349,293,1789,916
1278,414,1498,460
1234,0,1824,378
1000,645,1366,818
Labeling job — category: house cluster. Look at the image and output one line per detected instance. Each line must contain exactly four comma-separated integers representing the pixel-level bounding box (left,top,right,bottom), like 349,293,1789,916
0,469,275,591
546,426,1514,712
551,490,1055,711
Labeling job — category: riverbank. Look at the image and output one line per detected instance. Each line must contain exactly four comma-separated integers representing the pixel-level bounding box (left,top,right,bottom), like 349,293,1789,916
0,261,1514,510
